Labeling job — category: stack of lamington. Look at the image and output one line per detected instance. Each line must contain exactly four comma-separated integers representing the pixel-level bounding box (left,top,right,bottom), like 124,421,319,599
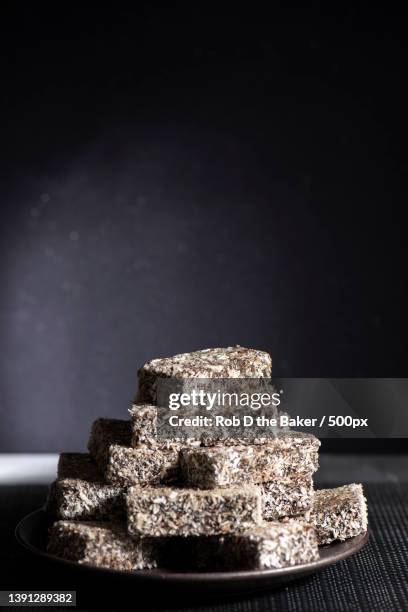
46,346,368,571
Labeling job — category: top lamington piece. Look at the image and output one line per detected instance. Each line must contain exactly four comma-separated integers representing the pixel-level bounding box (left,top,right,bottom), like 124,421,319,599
136,346,272,404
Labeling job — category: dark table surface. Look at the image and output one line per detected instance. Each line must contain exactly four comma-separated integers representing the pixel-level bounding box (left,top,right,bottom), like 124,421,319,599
1,456,408,612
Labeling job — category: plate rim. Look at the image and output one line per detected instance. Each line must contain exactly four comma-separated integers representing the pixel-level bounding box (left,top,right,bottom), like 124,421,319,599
16,508,369,583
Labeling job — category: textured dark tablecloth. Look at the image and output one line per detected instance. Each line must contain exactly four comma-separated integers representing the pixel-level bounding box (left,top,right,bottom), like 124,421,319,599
1,479,407,611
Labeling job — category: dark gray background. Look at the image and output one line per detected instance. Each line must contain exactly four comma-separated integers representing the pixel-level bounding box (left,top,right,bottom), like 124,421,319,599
1,5,407,452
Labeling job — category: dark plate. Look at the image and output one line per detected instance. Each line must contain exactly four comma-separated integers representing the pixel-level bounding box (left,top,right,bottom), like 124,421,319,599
16,508,369,595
